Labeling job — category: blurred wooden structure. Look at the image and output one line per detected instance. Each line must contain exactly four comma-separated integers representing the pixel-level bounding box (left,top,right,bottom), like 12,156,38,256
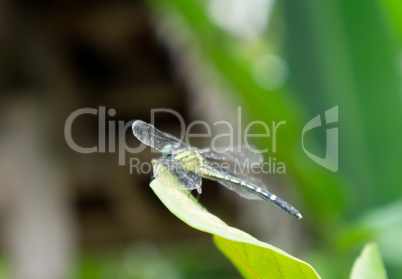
0,1,195,278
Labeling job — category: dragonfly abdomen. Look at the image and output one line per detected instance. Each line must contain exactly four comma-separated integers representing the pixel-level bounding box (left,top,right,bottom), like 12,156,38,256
200,166,302,219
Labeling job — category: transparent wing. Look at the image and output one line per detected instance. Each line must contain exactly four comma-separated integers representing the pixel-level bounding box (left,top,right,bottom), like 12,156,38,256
132,120,189,153
217,181,259,200
200,145,264,166
207,166,268,200
153,157,202,192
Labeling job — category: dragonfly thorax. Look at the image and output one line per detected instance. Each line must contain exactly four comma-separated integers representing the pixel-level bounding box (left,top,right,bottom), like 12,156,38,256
172,149,207,173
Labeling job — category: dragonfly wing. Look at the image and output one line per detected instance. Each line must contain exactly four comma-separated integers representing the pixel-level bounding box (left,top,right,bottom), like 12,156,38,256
153,158,202,192
200,144,264,165
217,181,262,200
211,167,268,200
132,120,189,153
233,171,268,191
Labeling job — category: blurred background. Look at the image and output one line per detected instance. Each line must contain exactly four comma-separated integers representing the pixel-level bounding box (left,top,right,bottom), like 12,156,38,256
0,0,401,278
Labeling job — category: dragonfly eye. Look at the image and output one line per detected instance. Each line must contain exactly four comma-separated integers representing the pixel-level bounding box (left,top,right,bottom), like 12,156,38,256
161,144,172,156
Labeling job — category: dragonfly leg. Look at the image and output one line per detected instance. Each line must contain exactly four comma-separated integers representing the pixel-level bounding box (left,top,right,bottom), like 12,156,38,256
186,190,201,204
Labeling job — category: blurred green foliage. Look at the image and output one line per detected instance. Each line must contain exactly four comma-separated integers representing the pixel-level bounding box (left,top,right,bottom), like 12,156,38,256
144,0,402,278
0,259,7,279
73,242,239,279
350,243,387,279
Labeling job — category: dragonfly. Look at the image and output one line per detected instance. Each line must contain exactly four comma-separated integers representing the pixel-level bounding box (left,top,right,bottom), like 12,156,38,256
132,120,302,219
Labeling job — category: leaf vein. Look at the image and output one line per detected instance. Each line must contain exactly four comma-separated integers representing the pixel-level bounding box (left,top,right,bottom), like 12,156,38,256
220,237,260,279
268,250,282,279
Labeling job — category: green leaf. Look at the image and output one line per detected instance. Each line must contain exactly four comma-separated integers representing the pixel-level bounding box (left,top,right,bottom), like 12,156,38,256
150,178,320,279
339,201,402,268
350,243,387,279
